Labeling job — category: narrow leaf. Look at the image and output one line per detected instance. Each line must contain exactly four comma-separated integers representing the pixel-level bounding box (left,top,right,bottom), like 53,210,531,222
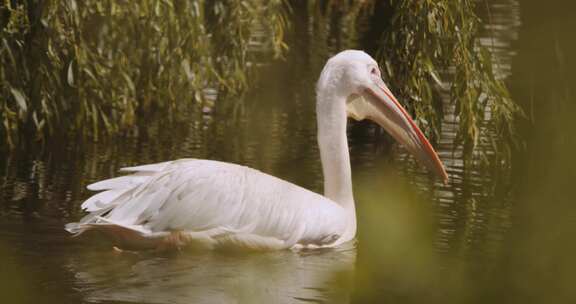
67,60,75,87
10,88,28,112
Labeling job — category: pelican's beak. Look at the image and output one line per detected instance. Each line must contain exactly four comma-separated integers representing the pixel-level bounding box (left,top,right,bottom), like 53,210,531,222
347,77,448,183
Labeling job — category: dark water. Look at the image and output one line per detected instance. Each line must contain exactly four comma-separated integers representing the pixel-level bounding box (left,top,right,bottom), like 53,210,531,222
2,1,576,303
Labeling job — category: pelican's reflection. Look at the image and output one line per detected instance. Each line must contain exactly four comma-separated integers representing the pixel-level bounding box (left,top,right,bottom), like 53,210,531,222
67,244,356,304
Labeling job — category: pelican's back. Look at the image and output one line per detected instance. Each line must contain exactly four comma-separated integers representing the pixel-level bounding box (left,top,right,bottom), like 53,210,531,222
66,159,347,250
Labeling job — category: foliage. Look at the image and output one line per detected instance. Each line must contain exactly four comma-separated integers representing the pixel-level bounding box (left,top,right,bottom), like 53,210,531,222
0,0,288,146
377,0,523,163
0,0,521,165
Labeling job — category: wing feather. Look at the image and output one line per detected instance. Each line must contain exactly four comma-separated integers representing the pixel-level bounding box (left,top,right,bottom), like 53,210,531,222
81,189,124,211
87,175,148,191
119,161,173,173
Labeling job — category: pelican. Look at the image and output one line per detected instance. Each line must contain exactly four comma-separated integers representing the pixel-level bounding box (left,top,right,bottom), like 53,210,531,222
66,50,447,251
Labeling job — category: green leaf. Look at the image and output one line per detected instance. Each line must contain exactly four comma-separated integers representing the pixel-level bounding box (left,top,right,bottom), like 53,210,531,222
67,60,75,87
10,88,28,112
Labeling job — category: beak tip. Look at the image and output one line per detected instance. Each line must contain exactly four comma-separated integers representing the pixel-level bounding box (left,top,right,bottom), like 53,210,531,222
437,165,449,184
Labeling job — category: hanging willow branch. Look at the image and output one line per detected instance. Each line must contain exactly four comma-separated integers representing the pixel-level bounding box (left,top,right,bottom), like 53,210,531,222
0,0,288,147
377,0,523,164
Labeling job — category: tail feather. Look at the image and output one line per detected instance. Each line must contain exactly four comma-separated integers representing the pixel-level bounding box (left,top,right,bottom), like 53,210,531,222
66,159,213,251
65,206,116,234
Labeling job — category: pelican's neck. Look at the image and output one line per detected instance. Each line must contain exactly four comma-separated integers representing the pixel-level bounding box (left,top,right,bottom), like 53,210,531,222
317,91,356,237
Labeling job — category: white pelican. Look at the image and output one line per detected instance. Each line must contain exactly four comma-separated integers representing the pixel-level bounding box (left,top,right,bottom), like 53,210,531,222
66,50,447,251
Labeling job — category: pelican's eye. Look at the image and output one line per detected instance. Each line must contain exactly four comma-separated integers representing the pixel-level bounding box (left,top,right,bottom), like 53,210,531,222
370,67,379,76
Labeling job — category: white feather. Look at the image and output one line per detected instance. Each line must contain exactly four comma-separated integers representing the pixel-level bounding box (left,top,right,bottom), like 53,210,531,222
119,161,172,173
81,189,123,211
87,175,148,191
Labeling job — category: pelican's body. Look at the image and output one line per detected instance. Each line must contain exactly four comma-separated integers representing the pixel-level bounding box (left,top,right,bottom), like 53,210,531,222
69,159,349,250
66,50,447,250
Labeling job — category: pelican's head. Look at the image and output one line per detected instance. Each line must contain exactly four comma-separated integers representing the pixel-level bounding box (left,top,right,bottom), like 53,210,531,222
317,50,448,182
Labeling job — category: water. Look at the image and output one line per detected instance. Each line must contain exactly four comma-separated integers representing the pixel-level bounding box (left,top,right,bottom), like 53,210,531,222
2,1,576,303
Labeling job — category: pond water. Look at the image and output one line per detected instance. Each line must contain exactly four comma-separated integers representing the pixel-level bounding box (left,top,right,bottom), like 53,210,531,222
2,1,576,303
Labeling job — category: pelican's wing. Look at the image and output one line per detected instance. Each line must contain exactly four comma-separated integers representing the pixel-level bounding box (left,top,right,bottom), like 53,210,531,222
66,159,347,250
